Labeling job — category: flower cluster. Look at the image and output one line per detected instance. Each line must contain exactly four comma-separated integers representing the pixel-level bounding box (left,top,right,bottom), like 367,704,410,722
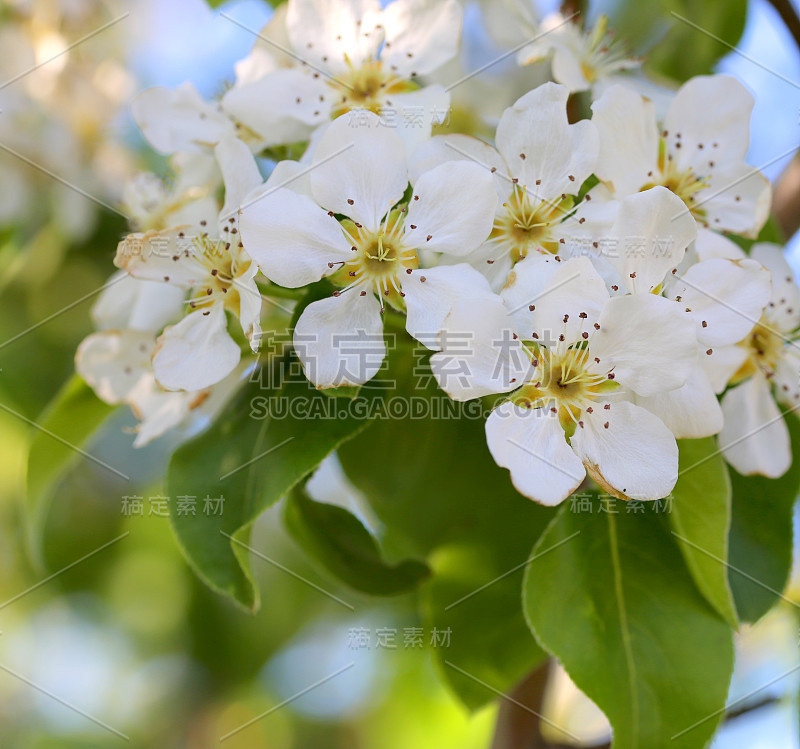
77,0,798,505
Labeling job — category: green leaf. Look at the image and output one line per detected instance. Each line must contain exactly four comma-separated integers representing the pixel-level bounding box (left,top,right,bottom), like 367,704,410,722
26,376,115,565
608,0,748,83
340,347,552,708
424,544,546,711
669,437,737,627
727,412,800,622
283,487,430,595
524,501,735,749
167,355,381,612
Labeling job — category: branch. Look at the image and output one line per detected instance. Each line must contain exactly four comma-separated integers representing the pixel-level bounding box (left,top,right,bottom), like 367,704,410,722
773,151,800,240
765,0,800,54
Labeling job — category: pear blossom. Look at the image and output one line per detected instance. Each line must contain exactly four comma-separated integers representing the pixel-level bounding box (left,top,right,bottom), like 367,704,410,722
518,13,640,94
114,136,263,391
430,255,697,505
718,244,800,478
560,186,772,438
238,111,498,388
410,82,598,289
590,76,771,247
76,328,253,447
222,0,460,154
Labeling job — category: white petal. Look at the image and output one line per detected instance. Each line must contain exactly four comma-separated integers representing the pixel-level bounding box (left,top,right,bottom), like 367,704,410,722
310,111,408,232
409,133,506,193
152,304,241,391
591,293,697,396
549,40,591,92
751,243,800,331
694,227,746,261
701,164,771,238
606,186,696,294
75,330,154,404
501,254,609,344
260,159,315,199
215,136,263,224
664,75,754,172
720,373,791,478
380,0,462,77
634,360,723,439
486,401,585,506
293,289,385,388
91,271,185,334
700,344,749,394
115,228,205,287
591,84,658,196
496,82,598,199
131,83,234,153
404,160,497,256
403,264,495,350
670,257,771,347
571,400,678,500
238,187,351,287
221,69,329,145
286,0,383,73
235,260,263,351
775,345,800,407
428,296,530,399
384,85,452,158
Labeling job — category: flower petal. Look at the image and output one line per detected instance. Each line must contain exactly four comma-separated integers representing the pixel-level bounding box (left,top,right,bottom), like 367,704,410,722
664,74,754,172
380,0,462,77
221,68,329,146
214,136,263,224
501,254,609,345
496,82,598,200
751,242,800,332
606,186,696,294
701,163,771,238
486,401,585,506
429,295,530,399
75,330,154,404
238,187,351,287
404,160,497,256
131,83,235,154
669,257,771,347
115,228,205,287
383,85,452,158
591,293,697,396
293,289,385,388
91,272,185,334
720,372,791,478
403,264,495,350
286,0,383,73
700,344,749,393
310,111,408,232
571,400,678,501
591,84,658,196
633,360,723,439
152,303,241,391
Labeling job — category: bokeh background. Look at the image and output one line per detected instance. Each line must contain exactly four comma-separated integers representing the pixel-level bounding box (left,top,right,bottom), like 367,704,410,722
1,0,800,746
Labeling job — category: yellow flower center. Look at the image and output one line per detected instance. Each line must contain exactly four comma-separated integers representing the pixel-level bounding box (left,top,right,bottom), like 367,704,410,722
490,185,572,263
330,209,419,305
732,316,786,382
641,139,710,220
329,60,416,119
188,232,251,316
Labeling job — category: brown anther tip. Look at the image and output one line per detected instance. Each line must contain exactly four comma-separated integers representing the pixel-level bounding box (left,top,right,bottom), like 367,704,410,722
582,332,589,339
604,422,609,429
347,199,354,205
529,304,535,311
360,290,367,296
706,348,713,355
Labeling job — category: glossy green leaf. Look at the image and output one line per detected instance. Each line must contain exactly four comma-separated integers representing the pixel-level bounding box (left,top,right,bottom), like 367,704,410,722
340,346,552,709
524,501,735,749
728,412,800,622
669,437,737,627
167,355,381,612
26,375,116,565
284,488,430,595
608,0,748,82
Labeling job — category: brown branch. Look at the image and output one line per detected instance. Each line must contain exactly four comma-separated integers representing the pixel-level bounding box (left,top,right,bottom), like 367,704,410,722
773,151,800,240
766,0,800,54
490,662,780,749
